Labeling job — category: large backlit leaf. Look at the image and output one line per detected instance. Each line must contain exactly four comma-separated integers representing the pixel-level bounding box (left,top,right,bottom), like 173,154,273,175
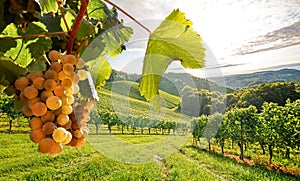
140,9,206,101
85,56,112,88
0,56,27,84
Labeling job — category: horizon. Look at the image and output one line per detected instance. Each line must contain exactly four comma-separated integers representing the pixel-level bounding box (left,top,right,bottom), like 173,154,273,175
107,0,300,78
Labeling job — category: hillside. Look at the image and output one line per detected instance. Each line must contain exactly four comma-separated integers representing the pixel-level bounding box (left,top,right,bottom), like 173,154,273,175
107,70,233,96
210,69,300,88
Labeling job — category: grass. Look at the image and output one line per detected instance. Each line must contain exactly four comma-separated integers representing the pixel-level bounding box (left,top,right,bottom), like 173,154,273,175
0,133,299,180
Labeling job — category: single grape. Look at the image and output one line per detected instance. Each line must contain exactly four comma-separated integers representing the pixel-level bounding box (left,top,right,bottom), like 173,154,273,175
31,102,48,117
29,117,43,131
74,129,83,138
48,50,61,62
61,78,72,89
14,77,29,91
46,96,62,110
42,122,56,135
19,91,28,101
30,129,46,143
52,127,68,143
44,79,57,91
57,114,69,126
41,111,55,123
50,61,62,72
62,120,72,130
77,70,87,80
73,74,80,84
22,105,33,117
38,138,55,153
23,86,38,99
62,105,73,115
76,58,85,69
48,142,63,157
54,85,65,97
32,77,45,90
62,63,74,75
44,69,58,80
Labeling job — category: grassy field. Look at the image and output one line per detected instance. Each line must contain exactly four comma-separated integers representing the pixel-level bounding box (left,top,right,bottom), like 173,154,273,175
0,133,299,181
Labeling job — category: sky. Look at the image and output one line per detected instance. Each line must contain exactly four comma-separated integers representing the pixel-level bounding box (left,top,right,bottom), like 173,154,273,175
106,0,300,78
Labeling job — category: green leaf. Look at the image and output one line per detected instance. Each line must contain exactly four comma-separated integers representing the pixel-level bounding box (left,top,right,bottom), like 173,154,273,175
139,9,206,101
27,55,47,72
101,25,133,57
60,10,95,40
0,56,27,84
39,0,58,14
87,0,109,20
1,22,52,67
85,56,112,88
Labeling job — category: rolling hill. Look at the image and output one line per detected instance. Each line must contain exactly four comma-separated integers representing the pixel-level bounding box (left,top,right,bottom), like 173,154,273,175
210,68,300,88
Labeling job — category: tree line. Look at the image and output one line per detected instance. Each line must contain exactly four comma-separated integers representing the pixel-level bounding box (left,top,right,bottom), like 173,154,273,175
192,99,300,163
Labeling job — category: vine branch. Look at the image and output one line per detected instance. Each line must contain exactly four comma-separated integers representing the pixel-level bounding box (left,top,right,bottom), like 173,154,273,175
103,0,151,34
0,32,68,41
67,0,89,54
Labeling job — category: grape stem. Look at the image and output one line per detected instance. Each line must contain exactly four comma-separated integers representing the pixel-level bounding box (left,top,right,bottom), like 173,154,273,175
103,0,152,34
0,32,68,40
67,0,89,54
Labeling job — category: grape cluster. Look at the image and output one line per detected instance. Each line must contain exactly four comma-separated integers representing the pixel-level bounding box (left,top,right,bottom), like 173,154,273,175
14,50,94,157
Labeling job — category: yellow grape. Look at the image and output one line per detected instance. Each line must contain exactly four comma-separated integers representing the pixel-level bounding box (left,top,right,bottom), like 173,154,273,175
44,79,57,91
29,117,43,131
50,61,62,72
57,114,69,126
44,69,58,80
76,58,85,69
22,105,33,117
48,142,63,157
32,77,45,90
38,138,55,153
31,102,48,117
42,122,56,135
72,84,80,94
41,91,53,102
75,137,86,148
77,69,87,80
61,78,72,89
62,105,73,115
41,111,55,123
64,88,73,96
30,129,46,143
62,63,74,75
48,50,61,62
46,96,62,110
14,77,29,91
23,86,38,99
54,85,65,97
52,127,68,143
62,120,72,130
62,131,72,145
74,129,83,138
61,54,76,65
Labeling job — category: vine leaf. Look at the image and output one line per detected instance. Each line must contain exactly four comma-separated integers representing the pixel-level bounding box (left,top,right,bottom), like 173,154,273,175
87,0,109,20
0,22,52,68
85,56,112,89
60,11,95,41
0,56,27,85
39,0,58,14
139,9,206,101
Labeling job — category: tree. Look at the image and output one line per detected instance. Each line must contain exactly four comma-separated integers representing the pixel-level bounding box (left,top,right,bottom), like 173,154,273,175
191,115,208,146
203,113,223,151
